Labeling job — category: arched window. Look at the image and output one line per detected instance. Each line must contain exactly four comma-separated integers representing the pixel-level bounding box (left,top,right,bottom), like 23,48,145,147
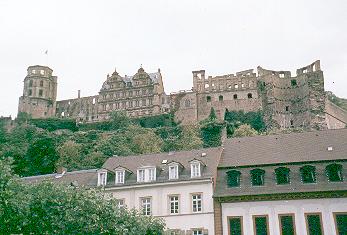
326,164,343,182
247,93,253,99
206,96,211,102
233,94,238,100
275,167,290,185
226,170,241,187
250,169,265,186
29,80,33,87
219,95,223,101
300,165,316,183
185,99,191,107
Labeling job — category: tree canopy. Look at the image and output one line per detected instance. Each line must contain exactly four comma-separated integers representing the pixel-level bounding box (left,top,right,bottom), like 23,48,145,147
0,158,165,234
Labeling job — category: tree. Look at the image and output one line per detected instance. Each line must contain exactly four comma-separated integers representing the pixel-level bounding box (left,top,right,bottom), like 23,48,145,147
110,111,132,130
0,159,165,234
24,136,59,176
56,140,83,170
233,124,258,137
175,125,203,150
200,108,224,147
15,112,32,125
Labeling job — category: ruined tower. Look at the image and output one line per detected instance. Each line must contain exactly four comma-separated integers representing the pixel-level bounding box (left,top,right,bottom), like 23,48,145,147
18,65,57,118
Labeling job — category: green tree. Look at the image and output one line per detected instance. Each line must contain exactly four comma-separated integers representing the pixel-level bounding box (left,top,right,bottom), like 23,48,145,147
175,125,203,150
0,159,165,234
110,111,132,130
200,108,224,147
15,112,32,125
24,136,59,176
233,124,258,137
56,140,83,170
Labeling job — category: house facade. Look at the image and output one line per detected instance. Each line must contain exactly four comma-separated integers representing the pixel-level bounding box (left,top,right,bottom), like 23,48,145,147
214,129,347,235
97,147,223,235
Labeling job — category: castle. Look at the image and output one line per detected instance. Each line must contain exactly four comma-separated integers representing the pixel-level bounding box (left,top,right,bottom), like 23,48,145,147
18,60,347,130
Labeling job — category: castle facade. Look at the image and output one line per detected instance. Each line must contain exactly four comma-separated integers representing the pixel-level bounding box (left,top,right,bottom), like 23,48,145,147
18,60,347,130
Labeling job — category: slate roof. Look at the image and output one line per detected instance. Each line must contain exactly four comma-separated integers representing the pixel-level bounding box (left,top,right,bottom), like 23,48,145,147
22,169,98,188
214,128,347,199
123,72,161,84
102,147,223,187
219,128,347,168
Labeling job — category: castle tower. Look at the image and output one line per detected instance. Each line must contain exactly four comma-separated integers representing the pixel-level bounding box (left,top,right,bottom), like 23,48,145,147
18,65,57,118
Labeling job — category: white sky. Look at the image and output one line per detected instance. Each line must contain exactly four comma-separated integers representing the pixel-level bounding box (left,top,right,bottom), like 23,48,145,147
1,0,346,117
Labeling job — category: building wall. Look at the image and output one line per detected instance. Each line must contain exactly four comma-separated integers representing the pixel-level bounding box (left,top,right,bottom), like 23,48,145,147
18,65,57,118
56,95,99,122
259,60,327,130
221,198,347,235
105,180,215,234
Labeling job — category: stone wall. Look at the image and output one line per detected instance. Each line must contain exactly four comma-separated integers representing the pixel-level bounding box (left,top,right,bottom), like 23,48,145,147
56,95,99,123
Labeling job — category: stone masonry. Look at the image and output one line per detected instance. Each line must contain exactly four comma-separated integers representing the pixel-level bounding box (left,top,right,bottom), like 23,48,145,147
18,61,347,130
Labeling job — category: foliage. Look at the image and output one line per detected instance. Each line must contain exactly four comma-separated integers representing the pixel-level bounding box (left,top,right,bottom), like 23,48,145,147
232,124,258,137
224,110,265,137
200,108,225,148
133,113,177,128
109,111,132,130
15,112,32,125
30,118,78,132
0,159,165,234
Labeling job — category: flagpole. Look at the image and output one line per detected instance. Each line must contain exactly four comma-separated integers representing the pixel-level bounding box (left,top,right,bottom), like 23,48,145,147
44,50,48,66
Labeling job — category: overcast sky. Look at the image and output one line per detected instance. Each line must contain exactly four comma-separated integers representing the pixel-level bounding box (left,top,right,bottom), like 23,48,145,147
1,0,346,117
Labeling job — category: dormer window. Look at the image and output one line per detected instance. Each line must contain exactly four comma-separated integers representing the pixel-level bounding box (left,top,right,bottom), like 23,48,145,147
137,167,156,182
169,165,179,180
275,167,290,185
137,169,145,182
226,170,241,187
326,164,343,182
300,165,316,183
251,169,265,186
97,171,107,186
115,170,125,184
191,163,201,178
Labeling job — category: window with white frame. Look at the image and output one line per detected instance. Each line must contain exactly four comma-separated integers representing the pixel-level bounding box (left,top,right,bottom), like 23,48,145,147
137,168,156,182
169,195,179,214
141,197,151,216
193,229,203,235
192,194,202,213
169,165,179,180
148,168,156,181
191,162,201,178
98,172,107,186
116,199,125,208
137,169,145,182
115,170,125,184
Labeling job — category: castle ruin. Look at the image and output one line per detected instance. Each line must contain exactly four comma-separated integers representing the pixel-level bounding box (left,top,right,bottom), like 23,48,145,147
18,61,347,130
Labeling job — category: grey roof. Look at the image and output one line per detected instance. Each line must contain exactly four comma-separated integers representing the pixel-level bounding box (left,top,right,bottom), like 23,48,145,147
22,169,98,187
123,72,161,84
219,128,347,168
102,147,223,187
215,129,347,199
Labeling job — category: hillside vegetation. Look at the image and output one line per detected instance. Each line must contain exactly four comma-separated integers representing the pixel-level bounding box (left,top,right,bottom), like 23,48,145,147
0,109,264,177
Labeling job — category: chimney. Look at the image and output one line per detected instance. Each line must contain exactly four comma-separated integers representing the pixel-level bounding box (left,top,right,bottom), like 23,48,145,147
78,90,81,98
57,166,67,174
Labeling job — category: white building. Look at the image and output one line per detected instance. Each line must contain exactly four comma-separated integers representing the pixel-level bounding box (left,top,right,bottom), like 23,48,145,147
214,129,347,235
98,147,223,235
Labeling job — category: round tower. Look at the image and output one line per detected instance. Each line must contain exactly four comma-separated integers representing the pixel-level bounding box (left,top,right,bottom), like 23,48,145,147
18,65,57,118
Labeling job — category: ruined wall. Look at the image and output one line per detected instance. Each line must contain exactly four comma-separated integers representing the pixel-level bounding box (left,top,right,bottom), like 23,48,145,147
56,95,99,123
258,60,327,130
192,69,261,122
170,91,198,124
325,99,347,129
